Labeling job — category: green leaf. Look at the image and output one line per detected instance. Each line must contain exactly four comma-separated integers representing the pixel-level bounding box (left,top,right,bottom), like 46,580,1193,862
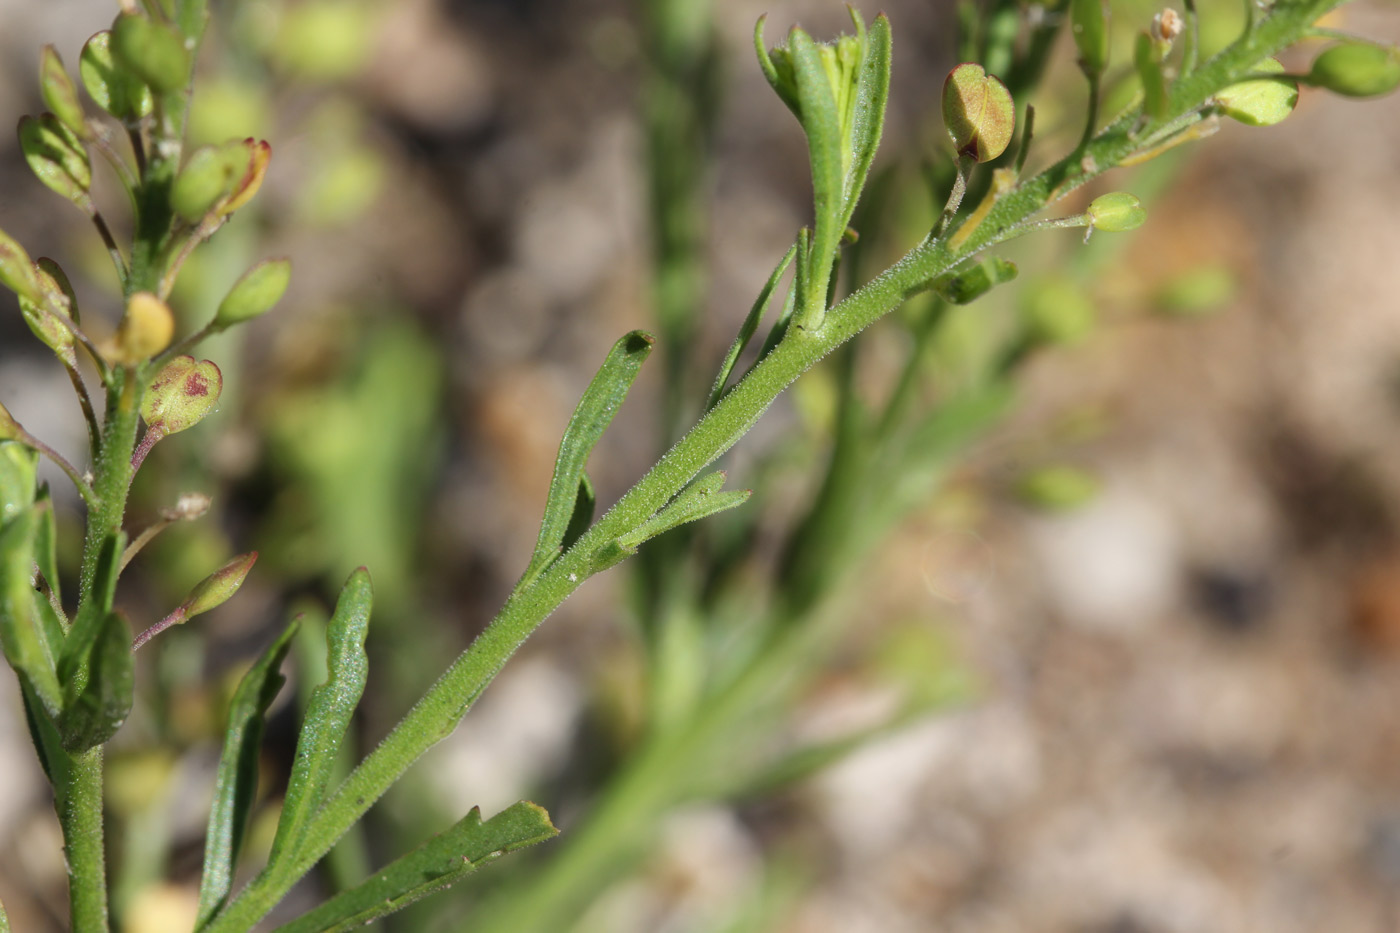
59,532,123,689
0,442,38,524
267,569,371,871
1216,58,1298,126
112,13,191,94
271,802,557,933
708,242,798,411
560,474,596,555
520,330,654,587
176,0,212,41
79,30,153,122
842,13,891,227
0,506,63,714
789,26,843,331
56,610,134,752
40,46,88,138
618,471,751,551
213,258,292,329
19,679,71,804
197,621,299,928
33,485,61,617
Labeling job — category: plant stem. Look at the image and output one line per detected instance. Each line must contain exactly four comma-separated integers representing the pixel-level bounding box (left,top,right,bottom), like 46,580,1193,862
204,5,1348,927
62,748,109,933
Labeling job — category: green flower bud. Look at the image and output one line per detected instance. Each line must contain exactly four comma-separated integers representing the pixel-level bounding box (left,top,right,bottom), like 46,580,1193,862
1216,58,1298,126
171,144,240,223
141,356,222,435
179,552,257,619
214,258,291,330
1022,276,1096,345
110,292,175,364
112,13,191,94
1086,192,1147,233
937,256,1018,305
18,113,93,209
1308,42,1400,98
0,228,44,304
1070,0,1110,77
40,46,88,139
80,30,153,121
942,63,1015,162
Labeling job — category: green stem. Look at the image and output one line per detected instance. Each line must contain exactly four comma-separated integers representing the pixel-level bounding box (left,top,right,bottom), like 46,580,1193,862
61,748,109,933
203,5,1347,928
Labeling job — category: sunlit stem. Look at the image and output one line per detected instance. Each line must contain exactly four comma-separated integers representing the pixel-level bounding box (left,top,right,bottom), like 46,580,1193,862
132,605,186,651
934,153,977,239
64,363,102,457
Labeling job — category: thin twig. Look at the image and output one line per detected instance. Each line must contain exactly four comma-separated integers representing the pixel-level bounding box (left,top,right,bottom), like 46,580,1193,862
158,218,225,301
934,153,976,239
130,427,165,476
1014,105,1036,176
90,210,130,286
64,363,102,456
12,427,98,510
132,606,185,650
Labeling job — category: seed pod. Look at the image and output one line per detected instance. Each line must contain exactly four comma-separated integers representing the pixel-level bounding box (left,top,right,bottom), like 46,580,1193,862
141,356,222,435
80,31,153,121
171,145,240,223
1086,192,1147,232
1216,57,1298,126
179,552,257,619
112,13,191,95
217,138,271,215
214,258,290,330
112,292,175,364
942,63,1015,162
40,46,87,138
1308,42,1400,98
18,260,78,362
0,228,44,304
1070,0,1110,77
18,114,92,209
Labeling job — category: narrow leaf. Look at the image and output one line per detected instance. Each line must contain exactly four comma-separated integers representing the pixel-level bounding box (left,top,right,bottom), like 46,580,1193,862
197,621,299,927
0,506,62,713
708,242,798,411
56,610,134,752
841,13,891,226
20,679,71,804
521,331,654,586
560,473,596,555
619,471,750,550
59,531,123,688
272,802,557,933
789,27,843,331
267,569,372,870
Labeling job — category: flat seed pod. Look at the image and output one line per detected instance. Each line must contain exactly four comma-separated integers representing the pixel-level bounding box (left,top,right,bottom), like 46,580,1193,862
1086,192,1146,232
79,31,153,121
18,114,92,209
214,258,291,329
142,356,223,434
942,63,1015,162
112,13,190,95
40,46,87,138
1216,58,1298,126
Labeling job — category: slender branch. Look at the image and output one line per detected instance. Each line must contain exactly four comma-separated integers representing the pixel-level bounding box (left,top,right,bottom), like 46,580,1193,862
934,153,976,239
61,749,110,933
1078,73,1101,154
89,211,129,290
41,305,108,380
127,126,146,178
132,606,186,650
65,363,102,458
1014,104,1036,176
11,426,98,510
130,427,164,476
153,321,217,370
157,218,225,302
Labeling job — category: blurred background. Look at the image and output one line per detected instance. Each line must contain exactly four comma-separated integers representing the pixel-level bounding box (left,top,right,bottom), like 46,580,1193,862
2,1,1400,931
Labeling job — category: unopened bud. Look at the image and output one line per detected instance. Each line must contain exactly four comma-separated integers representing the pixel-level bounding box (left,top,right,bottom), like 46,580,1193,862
141,356,222,435
1151,9,1183,44
1308,42,1400,99
1086,192,1147,233
40,46,87,139
112,13,191,94
942,63,1016,162
180,552,257,619
112,292,175,364
214,258,290,330
80,31,152,122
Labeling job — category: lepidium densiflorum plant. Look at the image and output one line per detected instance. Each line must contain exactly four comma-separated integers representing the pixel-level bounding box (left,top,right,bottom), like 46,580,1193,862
0,1,1396,932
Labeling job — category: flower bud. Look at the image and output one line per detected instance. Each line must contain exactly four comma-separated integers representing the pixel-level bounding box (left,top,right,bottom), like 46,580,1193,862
112,13,191,95
1070,0,1110,77
214,258,290,330
80,31,153,121
40,46,87,139
18,114,93,209
179,552,257,619
1151,9,1183,44
1308,43,1400,98
0,227,44,304
217,138,271,216
112,292,175,364
1216,58,1298,126
942,63,1015,162
141,356,222,435
1086,192,1147,233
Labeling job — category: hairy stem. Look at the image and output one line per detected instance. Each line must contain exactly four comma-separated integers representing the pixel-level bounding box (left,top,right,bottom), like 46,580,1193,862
62,749,109,933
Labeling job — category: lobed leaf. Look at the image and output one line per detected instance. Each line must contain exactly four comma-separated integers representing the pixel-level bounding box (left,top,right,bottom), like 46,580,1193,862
520,330,654,587
56,610,134,752
197,621,299,928
267,569,372,872
271,802,557,933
